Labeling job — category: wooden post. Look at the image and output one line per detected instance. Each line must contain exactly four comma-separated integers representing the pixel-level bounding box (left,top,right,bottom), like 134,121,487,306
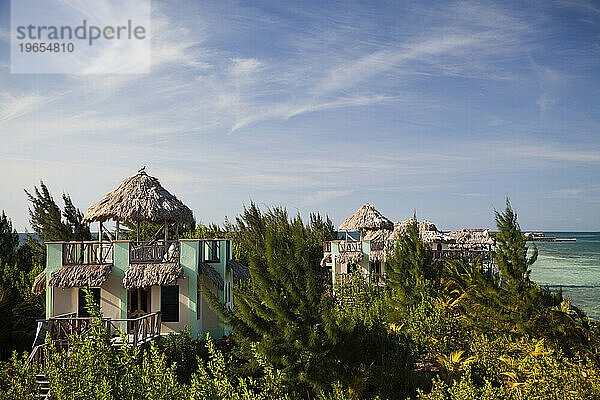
136,222,140,242
164,222,169,253
116,221,120,241
99,221,103,244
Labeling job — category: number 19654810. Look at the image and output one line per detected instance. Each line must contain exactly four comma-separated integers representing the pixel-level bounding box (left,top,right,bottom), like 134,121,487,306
19,42,74,52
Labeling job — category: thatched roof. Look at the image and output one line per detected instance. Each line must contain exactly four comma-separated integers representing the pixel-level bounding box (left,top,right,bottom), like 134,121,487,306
421,230,454,244
199,262,224,290
338,204,393,231
227,260,250,284
123,262,184,289
32,269,46,295
363,229,392,242
447,229,494,250
337,251,364,264
48,264,112,288
392,219,440,239
83,170,194,224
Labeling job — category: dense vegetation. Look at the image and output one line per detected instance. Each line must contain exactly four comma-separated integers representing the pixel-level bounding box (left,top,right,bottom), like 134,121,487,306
1,186,600,399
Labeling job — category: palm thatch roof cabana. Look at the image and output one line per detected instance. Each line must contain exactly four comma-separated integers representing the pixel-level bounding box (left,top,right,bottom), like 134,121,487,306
83,170,194,224
32,269,46,295
392,219,440,239
447,229,494,250
199,262,224,290
227,260,250,284
338,204,393,231
123,262,184,289
48,264,112,288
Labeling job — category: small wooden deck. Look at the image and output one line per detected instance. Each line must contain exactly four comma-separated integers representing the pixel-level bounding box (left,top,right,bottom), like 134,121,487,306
28,312,161,370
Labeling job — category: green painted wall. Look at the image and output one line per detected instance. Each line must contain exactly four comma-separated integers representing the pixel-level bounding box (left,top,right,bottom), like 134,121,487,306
45,243,63,318
112,242,129,330
180,240,199,339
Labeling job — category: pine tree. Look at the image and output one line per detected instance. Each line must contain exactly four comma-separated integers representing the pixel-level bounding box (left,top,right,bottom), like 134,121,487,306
0,211,19,266
208,203,361,393
386,217,440,306
493,199,561,335
25,180,91,243
494,199,537,296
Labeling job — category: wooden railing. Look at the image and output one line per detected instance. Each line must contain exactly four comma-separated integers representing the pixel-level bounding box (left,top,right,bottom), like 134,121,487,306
339,241,362,253
107,312,162,347
63,242,113,265
34,313,161,347
335,272,388,286
130,241,179,264
27,313,161,373
323,242,332,252
432,249,491,261
369,240,386,251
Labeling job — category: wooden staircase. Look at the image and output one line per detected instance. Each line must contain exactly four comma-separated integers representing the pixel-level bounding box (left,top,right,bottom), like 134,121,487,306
35,373,50,399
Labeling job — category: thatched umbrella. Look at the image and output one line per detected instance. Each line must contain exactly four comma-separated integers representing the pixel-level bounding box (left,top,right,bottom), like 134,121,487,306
83,169,194,242
84,169,194,225
338,204,394,232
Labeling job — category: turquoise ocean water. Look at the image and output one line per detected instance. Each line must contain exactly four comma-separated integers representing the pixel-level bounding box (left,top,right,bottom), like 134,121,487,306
529,232,600,319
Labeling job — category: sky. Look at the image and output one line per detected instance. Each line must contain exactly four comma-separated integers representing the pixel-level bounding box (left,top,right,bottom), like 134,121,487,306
0,0,599,232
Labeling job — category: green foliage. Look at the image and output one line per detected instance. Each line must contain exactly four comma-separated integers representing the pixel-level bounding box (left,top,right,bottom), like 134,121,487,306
225,204,355,393
25,180,91,244
3,198,600,400
385,217,441,308
418,335,600,400
0,212,44,359
0,212,18,267
160,327,204,383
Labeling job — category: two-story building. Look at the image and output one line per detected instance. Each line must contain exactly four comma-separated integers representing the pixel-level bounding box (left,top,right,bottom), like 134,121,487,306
32,170,248,342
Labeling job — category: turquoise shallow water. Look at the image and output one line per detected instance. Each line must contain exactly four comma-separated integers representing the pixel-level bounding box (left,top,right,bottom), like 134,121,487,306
529,232,600,319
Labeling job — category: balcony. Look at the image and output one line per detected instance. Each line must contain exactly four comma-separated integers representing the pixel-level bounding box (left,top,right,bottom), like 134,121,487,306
62,242,113,265
338,241,362,253
129,240,180,264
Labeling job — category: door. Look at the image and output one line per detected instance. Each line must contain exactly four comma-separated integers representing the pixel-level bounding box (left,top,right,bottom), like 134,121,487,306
128,288,151,318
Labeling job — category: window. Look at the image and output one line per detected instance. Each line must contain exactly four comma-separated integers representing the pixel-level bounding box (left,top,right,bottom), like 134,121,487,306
78,288,101,317
161,285,179,322
206,240,220,262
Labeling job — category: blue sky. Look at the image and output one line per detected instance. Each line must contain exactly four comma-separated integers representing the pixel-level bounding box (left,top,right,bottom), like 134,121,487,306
0,0,599,231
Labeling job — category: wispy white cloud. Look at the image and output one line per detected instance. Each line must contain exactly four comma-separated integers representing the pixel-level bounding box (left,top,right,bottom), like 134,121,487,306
315,35,479,95
230,95,390,132
550,184,600,198
302,190,353,206
0,93,49,124
1,0,600,231
511,145,600,163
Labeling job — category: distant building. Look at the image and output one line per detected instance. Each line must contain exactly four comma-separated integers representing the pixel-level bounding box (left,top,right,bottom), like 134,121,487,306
322,203,495,286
